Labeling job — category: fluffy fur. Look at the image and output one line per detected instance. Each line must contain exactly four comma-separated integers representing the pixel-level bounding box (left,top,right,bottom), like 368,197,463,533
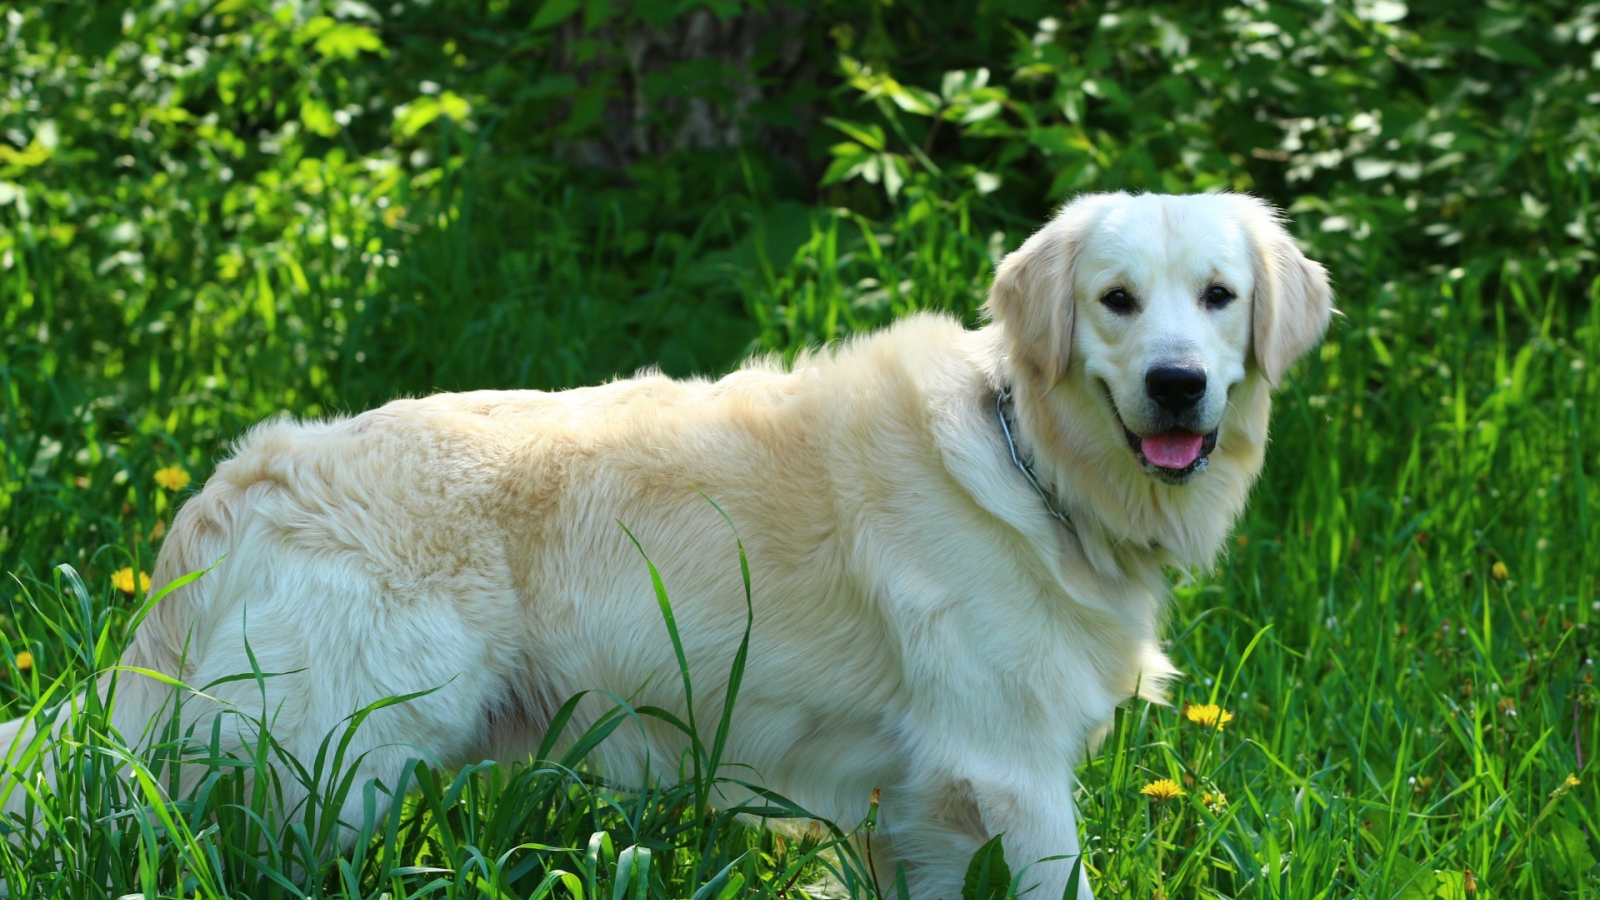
0,192,1331,898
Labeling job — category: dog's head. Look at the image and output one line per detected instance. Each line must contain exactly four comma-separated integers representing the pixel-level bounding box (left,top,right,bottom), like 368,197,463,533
986,192,1332,487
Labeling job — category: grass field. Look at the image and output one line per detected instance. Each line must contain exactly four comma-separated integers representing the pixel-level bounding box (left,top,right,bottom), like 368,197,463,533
3,0,1600,896
4,173,1598,897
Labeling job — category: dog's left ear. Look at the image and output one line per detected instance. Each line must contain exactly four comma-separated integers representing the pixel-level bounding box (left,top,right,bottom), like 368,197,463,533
1244,199,1335,386
985,195,1116,384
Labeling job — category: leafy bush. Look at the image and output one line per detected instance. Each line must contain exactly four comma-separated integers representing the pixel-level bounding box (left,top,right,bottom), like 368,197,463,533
816,0,1599,292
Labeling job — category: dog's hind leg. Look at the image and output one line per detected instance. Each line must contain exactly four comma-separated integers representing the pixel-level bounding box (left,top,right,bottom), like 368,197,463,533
6,444,527,854
151,534,518,847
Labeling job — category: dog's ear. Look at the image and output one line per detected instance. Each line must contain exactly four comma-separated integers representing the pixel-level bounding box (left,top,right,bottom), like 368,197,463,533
984,198,1105,384
1244,200,1334,386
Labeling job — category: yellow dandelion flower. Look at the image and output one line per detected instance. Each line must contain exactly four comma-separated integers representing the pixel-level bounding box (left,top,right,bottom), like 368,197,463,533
1551,773,1582,800
112,567,151,594
1201,790,1228,810
1185,703,1235,729
14,651,33,671
1140,779,1185,801
154,465,191,491
1491,561,1508,581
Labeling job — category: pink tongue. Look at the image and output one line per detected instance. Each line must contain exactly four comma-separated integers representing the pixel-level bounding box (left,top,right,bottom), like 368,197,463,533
1142,432,1204,469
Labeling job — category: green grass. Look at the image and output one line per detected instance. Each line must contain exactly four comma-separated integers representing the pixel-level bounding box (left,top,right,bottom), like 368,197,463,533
3,45,1600,900
3,174,1598,897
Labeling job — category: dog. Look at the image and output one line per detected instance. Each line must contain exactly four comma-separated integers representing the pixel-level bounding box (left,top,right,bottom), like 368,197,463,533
1,191,1330,898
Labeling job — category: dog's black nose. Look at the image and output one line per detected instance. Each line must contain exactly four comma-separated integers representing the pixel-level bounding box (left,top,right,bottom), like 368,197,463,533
1146,365,1207,412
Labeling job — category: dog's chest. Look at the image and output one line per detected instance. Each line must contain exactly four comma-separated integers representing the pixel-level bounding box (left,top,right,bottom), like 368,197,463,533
871,529,1165,755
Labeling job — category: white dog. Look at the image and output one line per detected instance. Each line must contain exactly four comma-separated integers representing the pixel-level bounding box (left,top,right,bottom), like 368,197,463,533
1,192,1330,898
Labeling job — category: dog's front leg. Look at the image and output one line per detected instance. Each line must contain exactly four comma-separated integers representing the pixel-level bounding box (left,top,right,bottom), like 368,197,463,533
989,779,1094,900
886,757,1094,900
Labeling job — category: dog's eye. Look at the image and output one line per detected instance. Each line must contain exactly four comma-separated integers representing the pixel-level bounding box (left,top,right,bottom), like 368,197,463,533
1204,284,1235,308
1100,288,1135,314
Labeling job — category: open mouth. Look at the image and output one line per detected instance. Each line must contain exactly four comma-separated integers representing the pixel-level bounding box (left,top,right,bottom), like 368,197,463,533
1121,423,1218,480
1105,389,1219,482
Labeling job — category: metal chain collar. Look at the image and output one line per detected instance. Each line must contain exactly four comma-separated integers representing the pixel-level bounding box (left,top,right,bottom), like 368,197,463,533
995,386,1074,531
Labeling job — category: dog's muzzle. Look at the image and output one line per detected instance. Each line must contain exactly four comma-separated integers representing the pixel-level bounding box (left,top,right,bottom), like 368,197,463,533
1106,386,1219,485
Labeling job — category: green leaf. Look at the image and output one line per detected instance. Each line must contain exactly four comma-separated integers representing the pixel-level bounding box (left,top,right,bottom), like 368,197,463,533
941,68,990,102
585,830,614,889
310,22,385,60
690,857,746,900
530,0,582,31
959,99,1003,125
1360,0,1408,24
1546,815,1598,884
1388,856,1436,900
1476,37,1545,68
613,845,650,900
1431,870,1466,900
514,74,580,102
882,154,907,198
1062,855,1085,900
583,0,616,29
823,118,885,151
394,92,471,139
437,91,471,123
713,873,745,900
300,97,339,137
1368,328,1394,367
859,155,882,185
1028,125,1091,157
961,835,1011,900
885,83,938,115
820,154,867,187
394,98,441,139
254,264,276,335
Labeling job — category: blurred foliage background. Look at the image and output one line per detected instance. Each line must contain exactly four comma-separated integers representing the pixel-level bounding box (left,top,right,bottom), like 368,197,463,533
2,0,1600,896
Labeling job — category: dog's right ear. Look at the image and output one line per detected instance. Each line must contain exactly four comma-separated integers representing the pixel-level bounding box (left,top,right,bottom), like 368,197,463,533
1238,196,1335,386
983,196,1110,385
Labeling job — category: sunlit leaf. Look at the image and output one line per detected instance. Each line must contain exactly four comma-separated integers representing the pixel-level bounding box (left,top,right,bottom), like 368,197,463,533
823,117,886,152
307,20,385,60
300,97,340,137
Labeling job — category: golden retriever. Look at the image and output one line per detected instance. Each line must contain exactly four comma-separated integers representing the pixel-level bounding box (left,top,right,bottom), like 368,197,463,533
1,192,1331,898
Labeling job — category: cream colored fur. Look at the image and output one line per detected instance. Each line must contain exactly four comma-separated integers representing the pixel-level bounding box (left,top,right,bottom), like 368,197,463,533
0,192,1331,898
